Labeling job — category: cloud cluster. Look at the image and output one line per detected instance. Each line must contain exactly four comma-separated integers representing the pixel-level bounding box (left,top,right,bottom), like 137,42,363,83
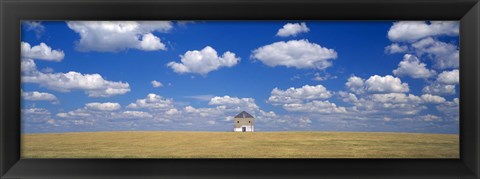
67,21,172,52
21,90,58,102
347,75,409,94
268,85,346,114
392,54,436,79
251,39,337,70
21,42,65,61
127,93,174,110
411,37,459,70
276,22,310,37
168,46,240,75
387,21,459,42
85,102,121,111
22,69,131,97
268,84,332,105
384,43,408,54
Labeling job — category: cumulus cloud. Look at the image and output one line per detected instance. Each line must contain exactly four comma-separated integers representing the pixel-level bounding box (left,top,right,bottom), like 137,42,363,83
85,102,121,111
209,96,259,110
364,75,409,93
421,94,446,104
412,37,459,69
21,42,65,61
251,39,337,70
387,21,459,42
267,85,346,114
276,22,310,37
436,98,459,119
437,69,459,85
282,100,347,113
385,43,408,54
118,111,153,119
22,108,54,124
22,67,130,97
21,90,58,102
392,54,436,79
421,69,458,96
338,91,360,104
127,93,174,110
151,80,163,88
420,114,441,122
167,46,240,75
356,93,427,115
67,21,172,52
422,83,456,95
268,84,332,105
346,76,365,94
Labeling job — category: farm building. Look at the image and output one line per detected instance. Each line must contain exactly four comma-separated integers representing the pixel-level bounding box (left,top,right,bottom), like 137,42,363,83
234,111,254,132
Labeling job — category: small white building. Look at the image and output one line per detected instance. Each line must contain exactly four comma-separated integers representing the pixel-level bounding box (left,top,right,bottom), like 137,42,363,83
234,111,254,132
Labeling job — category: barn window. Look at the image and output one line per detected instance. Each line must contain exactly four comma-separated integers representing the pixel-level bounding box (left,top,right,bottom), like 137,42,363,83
237,121,239,123
249,121,250,123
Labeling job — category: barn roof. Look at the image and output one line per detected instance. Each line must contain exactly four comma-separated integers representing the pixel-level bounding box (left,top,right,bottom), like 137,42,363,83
234,111,254,118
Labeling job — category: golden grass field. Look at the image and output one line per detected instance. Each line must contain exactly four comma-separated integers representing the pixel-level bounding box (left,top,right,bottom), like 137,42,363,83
21,131,459,158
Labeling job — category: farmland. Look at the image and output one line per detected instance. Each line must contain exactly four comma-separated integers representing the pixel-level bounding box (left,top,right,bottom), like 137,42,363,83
21,131,459,158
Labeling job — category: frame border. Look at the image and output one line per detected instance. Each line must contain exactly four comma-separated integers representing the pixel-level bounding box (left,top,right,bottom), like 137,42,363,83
1,0,479,178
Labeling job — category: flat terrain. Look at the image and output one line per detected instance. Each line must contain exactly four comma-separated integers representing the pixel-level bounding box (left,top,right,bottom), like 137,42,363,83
21,131,459,158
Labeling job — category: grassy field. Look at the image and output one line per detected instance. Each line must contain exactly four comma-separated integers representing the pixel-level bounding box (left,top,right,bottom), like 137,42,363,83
21,131,459,158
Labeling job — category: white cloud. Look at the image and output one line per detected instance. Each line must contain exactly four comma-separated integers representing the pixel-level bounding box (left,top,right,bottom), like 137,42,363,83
338,91,360,104
21,58,37,74
22,68,130,97
85,102,121,111
437,69,459,85
251,39,337,70
268,85,332,105
67,21,172,52
365,75,409,93
165,108,180,115
21,42,65,61
21,90,58,102
151,80,163,88
23,21,45,38
139,33,166,51
119,111,153,119
276,22,310,37
392,54,436,79
356,93,427,115
422,83,456,96
209,95,259,111
56,109,91,119
412,37,459,69
167,46,240,75
385,43,408,54
282,100,347,113
346,75,365,94
370,93,422,104
22,108,54,124
420,114,441,122
421,94,446,104
387,21,459,42
127,93,174,110
436,98,459,121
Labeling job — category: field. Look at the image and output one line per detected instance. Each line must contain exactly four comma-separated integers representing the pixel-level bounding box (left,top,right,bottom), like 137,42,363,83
21,131,459,158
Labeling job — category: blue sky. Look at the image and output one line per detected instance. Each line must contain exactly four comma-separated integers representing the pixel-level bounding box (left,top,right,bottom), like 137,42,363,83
21,21,460,134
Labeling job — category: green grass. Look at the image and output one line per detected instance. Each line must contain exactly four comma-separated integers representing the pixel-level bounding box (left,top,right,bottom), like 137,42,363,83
21,131,459,158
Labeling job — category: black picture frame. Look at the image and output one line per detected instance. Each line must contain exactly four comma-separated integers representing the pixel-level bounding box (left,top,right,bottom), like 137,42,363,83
1,0,479,178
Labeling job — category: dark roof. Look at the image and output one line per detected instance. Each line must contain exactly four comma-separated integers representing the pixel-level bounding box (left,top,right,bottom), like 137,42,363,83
234,111,254,118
